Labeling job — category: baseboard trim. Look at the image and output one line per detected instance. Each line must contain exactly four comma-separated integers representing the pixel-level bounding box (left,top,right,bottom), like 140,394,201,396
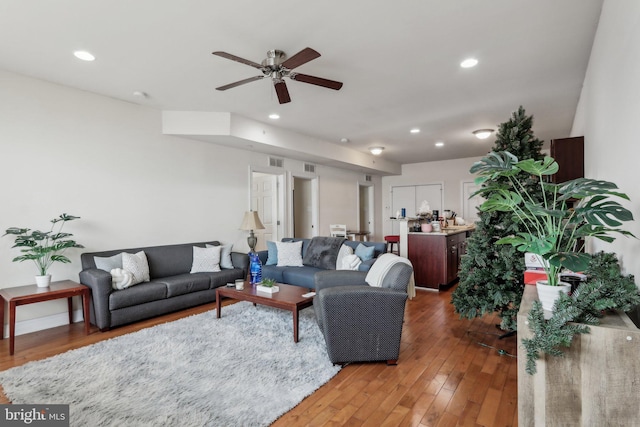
3,309,86,338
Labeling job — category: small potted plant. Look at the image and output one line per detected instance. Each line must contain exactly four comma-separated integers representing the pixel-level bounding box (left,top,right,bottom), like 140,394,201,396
257,278,279,294
4,213,84,287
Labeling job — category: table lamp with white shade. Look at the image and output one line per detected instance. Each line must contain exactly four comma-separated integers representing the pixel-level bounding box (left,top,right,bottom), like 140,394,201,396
239,211,265,252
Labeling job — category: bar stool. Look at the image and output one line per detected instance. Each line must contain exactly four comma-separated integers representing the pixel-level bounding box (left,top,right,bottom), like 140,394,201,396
384,235,400,255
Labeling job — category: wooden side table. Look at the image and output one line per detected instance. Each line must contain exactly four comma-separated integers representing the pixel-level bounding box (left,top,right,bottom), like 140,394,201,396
0,280,91,355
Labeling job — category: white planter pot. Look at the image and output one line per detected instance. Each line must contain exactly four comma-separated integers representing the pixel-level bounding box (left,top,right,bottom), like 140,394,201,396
536,280,571,311
35,274,51,288
256,285,279,294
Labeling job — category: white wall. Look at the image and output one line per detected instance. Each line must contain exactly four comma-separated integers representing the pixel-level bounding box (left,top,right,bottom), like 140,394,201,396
0,70,380,329
571,0,640,278
381,156,481,236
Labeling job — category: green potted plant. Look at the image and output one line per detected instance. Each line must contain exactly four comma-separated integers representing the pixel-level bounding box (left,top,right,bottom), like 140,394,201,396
256,278,279,293
471,151,634,310
3,213,84,287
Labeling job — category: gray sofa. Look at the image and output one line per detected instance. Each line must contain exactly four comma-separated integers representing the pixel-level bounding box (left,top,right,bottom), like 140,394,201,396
79,241,249,330
258,237,387,289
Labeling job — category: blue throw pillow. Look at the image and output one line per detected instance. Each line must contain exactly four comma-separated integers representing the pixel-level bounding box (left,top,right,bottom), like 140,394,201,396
266,241,278,265
94,253,123,272
355,243,375,261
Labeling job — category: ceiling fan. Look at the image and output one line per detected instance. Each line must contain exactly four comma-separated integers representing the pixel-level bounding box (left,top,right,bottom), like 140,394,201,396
212,47,343,104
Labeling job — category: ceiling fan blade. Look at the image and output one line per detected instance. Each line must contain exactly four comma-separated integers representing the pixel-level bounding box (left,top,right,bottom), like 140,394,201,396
212,51,263,69
281,47,321,70
216,75,265,91
274,81,291,104
290,73,343,90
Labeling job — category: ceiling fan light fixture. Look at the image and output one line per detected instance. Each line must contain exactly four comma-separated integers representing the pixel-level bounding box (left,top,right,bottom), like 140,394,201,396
473,129,494,140
369,146,384,155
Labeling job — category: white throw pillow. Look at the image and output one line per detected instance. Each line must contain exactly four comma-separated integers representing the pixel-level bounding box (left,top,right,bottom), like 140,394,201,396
207,243,233,269
191,246,222,273
275,241,304,267
342,254,362,271
110,268,134,290
122,251,151,285
336,244,354,270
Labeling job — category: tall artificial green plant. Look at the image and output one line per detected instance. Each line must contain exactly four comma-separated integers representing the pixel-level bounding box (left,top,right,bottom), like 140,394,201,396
452,106,544,331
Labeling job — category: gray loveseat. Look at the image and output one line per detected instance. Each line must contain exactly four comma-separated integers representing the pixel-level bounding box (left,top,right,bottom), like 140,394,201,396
258,237,387,289
79,241,249,330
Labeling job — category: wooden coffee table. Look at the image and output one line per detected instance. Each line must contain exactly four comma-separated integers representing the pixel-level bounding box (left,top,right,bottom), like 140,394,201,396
216,282,314,343
0,280,91,355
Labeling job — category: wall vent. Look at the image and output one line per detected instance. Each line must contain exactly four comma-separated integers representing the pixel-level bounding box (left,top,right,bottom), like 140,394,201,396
269,156,284,168
304,163,316,174
365,174,372,182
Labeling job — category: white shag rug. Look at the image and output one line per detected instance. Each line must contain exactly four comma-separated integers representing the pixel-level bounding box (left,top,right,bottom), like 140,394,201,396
0,302,340,427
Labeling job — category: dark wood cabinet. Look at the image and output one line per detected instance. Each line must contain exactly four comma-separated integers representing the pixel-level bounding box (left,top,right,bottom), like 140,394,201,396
408,230,469,290
550,136,584,183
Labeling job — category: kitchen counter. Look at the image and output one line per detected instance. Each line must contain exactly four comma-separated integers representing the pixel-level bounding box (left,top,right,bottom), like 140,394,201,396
404,225,475,290
408,225,475,236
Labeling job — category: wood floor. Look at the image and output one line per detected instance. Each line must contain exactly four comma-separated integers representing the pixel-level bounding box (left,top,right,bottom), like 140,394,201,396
0,285,518,426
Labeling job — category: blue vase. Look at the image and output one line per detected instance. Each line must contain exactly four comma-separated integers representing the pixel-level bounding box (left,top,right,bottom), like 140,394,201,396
249,252,262,285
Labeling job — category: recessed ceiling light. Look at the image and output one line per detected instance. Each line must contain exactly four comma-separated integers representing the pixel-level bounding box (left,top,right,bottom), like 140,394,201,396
460,58,478,68
410,128,420,134
133,91,148,98
473,129,494,140
435,142,444,147
340,138,350,143
268,113,280,120
369,146,384,155
74,50,95,61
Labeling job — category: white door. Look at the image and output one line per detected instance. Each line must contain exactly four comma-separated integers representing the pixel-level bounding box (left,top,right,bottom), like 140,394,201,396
252,173,277,251
462,181,483,223
391,186,415,234
415,184,443,217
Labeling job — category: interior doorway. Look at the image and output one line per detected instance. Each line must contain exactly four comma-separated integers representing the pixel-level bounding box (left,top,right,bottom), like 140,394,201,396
358,184,374,238
292,176,318,238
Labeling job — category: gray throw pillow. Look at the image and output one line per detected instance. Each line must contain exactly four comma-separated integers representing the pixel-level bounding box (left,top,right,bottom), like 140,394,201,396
207,243,234,269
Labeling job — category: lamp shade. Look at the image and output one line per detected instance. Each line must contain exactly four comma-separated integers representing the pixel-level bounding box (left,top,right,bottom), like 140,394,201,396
239,211,265,231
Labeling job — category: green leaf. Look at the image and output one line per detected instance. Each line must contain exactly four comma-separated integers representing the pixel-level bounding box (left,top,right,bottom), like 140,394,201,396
574,197,634,227
515,156,559,176
470,151,520,178
559,178,629,201
480,191,523,212
50,255,71,263
548,252,592,272
3,227,30,236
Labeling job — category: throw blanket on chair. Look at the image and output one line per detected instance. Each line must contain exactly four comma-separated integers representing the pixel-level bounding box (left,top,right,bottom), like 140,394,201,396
365,253,416,299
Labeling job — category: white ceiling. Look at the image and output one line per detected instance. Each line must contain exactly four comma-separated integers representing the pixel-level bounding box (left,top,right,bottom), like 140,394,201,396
0,0,603,166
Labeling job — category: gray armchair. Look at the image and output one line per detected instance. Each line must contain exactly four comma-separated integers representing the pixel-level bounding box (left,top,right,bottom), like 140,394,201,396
313,263,413,365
